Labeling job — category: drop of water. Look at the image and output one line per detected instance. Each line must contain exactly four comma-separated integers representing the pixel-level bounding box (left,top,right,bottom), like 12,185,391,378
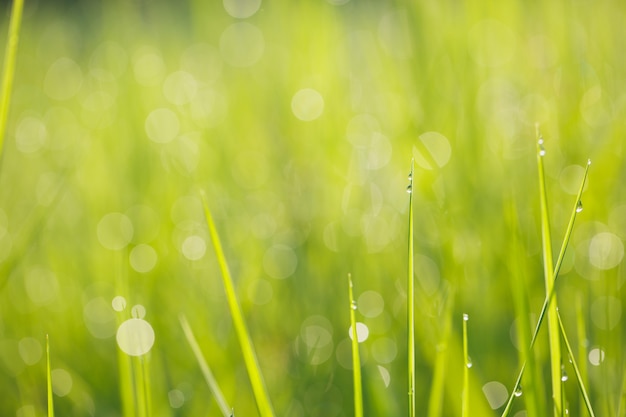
406,185,412,194
463,313,469,321
539,143,546,157
576,200,583,213
561,365,569,382
466,356,473,368
587,158,592,166
407,172,413,182
351,301,357,310
514,385,523,397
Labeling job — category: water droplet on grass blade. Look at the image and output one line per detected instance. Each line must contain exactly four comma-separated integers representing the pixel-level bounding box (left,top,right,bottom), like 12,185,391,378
351,301,357,310
406,185,412,193
576,200,583,213
514,385,523,397
463,313,469,321
466,356,473,368
538,139,546,156
561,365,569,381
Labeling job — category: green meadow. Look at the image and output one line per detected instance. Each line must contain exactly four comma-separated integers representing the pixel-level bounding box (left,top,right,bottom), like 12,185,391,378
1,0,625,416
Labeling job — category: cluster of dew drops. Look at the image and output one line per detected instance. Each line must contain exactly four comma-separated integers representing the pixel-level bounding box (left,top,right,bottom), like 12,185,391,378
112,295,156,357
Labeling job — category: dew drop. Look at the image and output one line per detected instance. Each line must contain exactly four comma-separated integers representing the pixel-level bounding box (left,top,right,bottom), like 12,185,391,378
576,200,583,213
466,356,473,368
407,172,413,182
406,185,412,194
561,365,569,382
351,301,358,310
587,158,592,166
539,142,546,157
463,313,469,321
514,385,523,397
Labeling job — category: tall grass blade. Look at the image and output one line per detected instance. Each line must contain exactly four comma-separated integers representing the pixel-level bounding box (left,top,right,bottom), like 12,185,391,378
427,291,454,417
348,274,363,417
536,127,563,417
557,310,596,417
462,314,469,417
180,314,233,417
201,191,275,417
46,334,54,417
576,294,589,417
406,159,416,417
500,144,591,417
0,0,24,161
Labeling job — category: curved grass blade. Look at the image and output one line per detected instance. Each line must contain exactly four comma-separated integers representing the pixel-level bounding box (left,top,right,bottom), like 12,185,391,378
46,335,55,417
0,0,24,161
557,310,596,417
180,314,233,417
348,274,363,417
201,191,275,417
500,153,591,417
407,159,416,417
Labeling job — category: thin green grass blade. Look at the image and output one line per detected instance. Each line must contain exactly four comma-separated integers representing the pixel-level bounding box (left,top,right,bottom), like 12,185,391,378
0,0,24,161
462,314,469,417
348,274,363,417
536,128,563,417
576,294,589,417
556,310,596,417
46,334,54,417
500,146,591,417
201,191,275,417
179,314,233,417
407,159,416,417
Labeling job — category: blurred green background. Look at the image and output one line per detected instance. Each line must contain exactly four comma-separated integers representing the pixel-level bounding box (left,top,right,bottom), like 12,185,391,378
1,0,625,416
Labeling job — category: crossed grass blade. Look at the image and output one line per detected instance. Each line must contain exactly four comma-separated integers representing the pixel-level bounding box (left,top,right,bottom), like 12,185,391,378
501,137,591,417
180,314,233,417
200,191,275,417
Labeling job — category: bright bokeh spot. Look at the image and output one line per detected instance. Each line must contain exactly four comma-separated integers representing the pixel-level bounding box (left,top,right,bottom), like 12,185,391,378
589,347,605,366
591,296,621,330
18,338,42,366
25,267,59,306
145,108,180,143
97,213,134,250
116,318,155,356
413,132,452,170
163,71,198,105
588,232,624,270
263,244,298,279
130,244,158,273
51,368,73,397
44,57,83,100
168,389,185,408
291,88,324,121
131,304,147,319
111,295,127,312
15,117,47,154
482,381,508,409
357,290,384,318
220,22,265,67
181,235,206,261
348,322,369,343
223,0,262,18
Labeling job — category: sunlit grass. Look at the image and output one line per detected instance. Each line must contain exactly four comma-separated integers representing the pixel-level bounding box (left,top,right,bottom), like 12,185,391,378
347,274,363,417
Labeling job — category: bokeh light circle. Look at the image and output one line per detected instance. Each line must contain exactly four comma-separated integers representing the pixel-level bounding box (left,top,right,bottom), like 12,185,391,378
97,213,134,250
291,88,324,121
145,108,180,144
223,0,262,18
116,318,155,356
220,22,265,67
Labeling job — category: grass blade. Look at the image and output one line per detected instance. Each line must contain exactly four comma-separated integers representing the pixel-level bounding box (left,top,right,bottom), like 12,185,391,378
201,191,275,417
348,274,363,417
46,334,54,417
407,159,416,417
500,143,591,417
462,314,470,417
557,310,596,417
180,314,233,417
0,0,24,161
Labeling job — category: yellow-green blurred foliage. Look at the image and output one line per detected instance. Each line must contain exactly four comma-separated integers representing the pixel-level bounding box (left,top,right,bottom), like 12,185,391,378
1,0,625,416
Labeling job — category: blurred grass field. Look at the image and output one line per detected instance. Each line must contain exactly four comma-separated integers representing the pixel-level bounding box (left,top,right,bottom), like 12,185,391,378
1,0,626,416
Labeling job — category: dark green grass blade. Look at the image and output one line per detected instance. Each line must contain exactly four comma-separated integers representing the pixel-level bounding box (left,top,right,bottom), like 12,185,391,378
407,159,416,417
348,274,363,417
180,314,233,417
0,0,24,161
201,191,275,417
557,310,596,417
501,155,591,417
46,335,54,417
